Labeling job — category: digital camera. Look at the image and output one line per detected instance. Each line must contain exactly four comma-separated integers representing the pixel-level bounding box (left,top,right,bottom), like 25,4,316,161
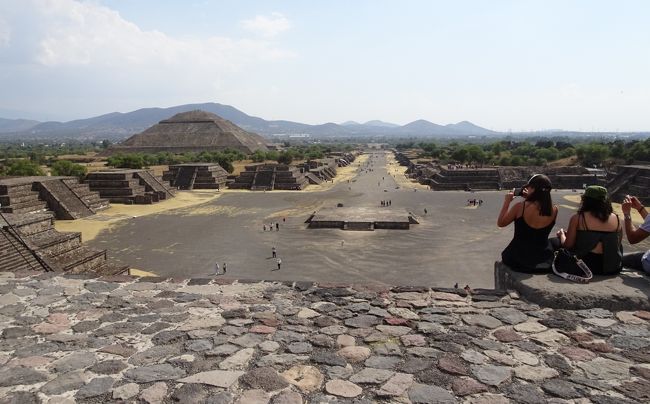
513,187,524,196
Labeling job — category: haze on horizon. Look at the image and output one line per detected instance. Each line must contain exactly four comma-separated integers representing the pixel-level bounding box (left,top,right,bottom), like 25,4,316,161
0,0,649,132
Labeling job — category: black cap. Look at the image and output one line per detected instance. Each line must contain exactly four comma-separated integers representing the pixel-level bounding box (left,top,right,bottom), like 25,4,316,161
525,174,552,191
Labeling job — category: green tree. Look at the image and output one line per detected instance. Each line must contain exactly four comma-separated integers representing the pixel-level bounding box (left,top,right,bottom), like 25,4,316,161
265,151,279,161
51,160,87,178
576,144,609,167
251,150,266,163
7,159,44,176
277,152,293,165
107,153,145,169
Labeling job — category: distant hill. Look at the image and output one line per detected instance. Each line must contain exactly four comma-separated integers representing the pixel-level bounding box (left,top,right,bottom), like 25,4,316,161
364,120,399,128
0,102,587,140
0,117,40,133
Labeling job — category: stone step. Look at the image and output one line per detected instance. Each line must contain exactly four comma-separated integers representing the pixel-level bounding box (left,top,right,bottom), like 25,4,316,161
49,246,106,273
1,199,49,215
0,192,41,205
27,230,82,257
0,229,44,272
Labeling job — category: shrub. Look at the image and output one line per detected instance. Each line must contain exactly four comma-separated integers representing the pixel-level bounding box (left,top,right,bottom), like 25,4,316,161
51,160,87,178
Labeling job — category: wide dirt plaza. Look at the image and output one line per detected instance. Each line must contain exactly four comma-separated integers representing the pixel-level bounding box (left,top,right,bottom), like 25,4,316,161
73,152,638,289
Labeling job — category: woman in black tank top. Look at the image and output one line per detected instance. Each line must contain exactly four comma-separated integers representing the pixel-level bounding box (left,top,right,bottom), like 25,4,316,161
498,174,558,272
556,185,623,275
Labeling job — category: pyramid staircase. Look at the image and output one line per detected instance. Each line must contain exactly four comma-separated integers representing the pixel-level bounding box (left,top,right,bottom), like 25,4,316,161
0,212,128,275
164,163,229,190
607,166,650,204
135,170,176,199
173,166,198,190
86,170,174,204
0,177,108,219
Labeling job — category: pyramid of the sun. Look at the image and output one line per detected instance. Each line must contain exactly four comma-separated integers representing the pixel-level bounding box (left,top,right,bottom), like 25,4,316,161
109,110,269,154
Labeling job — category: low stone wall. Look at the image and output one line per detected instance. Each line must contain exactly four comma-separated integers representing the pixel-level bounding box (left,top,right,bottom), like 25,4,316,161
494,261,650,310
1,271,648,403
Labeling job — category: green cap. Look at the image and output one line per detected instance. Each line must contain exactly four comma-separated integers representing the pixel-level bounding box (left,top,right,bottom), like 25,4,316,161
583,185,608,201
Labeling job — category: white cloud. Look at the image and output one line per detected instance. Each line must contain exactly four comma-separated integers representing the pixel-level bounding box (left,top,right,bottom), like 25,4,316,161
0,0,296,119
241,12,290,38
26,1,293,69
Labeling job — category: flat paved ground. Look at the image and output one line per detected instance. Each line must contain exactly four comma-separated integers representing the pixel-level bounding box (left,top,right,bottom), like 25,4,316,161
89,152,647,288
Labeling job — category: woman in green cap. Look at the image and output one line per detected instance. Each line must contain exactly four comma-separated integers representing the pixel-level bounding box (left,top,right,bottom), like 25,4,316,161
556,185,623,275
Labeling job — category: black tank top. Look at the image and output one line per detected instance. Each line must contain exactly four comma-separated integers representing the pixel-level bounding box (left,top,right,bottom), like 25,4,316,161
574,213,623,275
502,202,556,272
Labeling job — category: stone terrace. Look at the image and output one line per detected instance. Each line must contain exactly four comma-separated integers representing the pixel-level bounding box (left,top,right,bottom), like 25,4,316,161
1,273,650,403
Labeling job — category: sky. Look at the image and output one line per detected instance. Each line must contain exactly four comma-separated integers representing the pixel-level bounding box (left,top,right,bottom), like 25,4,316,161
0,0,649,131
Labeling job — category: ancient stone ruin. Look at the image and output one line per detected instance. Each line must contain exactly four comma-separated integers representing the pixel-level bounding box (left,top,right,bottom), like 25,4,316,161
85,169,175,204
0,176,108,220
107,110,269,155
307,208,419,230
0,212,127,274
606,165,650,203
429,168,501,190
229,164,309,191
395,152,605,191
300,159,338,184
163,163,228,190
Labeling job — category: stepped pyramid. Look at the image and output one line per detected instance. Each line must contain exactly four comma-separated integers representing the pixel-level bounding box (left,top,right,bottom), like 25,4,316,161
109,110,269,154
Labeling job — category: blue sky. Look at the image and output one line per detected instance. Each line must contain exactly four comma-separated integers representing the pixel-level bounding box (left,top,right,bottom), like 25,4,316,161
0,0,649,131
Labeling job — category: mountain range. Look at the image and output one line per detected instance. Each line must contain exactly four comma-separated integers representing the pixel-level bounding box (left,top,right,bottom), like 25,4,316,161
0,103,499,140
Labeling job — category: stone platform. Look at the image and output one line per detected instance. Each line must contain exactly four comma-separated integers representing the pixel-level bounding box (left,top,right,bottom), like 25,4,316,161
2,271,649,403
307,208,418,230
495,261,650,311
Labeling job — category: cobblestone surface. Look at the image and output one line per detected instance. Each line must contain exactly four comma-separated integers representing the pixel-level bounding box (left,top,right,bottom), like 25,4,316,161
1,271,649,403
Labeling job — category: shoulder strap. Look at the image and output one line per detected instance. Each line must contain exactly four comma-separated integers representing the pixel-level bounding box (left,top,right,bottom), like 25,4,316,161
580,213,589,231
552,249,593,283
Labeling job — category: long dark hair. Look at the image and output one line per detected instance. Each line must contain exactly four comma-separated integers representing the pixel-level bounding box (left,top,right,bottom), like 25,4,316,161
579,196,613,222
526,188,553,216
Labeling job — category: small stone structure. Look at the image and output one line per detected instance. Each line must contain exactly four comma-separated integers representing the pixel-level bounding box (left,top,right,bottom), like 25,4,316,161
307,208,419,230
0,212,127,274
329,152,357,166
301,159,338,183
228,164,308,191
162,163,228,190
606,165,650,203
0,176,108,220
85,170,175,204
429,168,500,190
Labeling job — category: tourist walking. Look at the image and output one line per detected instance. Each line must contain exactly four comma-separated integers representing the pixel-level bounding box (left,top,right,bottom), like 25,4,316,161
275,222,279,231
214,262,220,275
223,262,227,274
277,258,282,270
272,246,277,258
263,224,266,231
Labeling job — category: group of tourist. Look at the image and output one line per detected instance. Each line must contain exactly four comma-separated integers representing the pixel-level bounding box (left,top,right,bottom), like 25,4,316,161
263,221,284,232
380,200,392,207
498,174,649,277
